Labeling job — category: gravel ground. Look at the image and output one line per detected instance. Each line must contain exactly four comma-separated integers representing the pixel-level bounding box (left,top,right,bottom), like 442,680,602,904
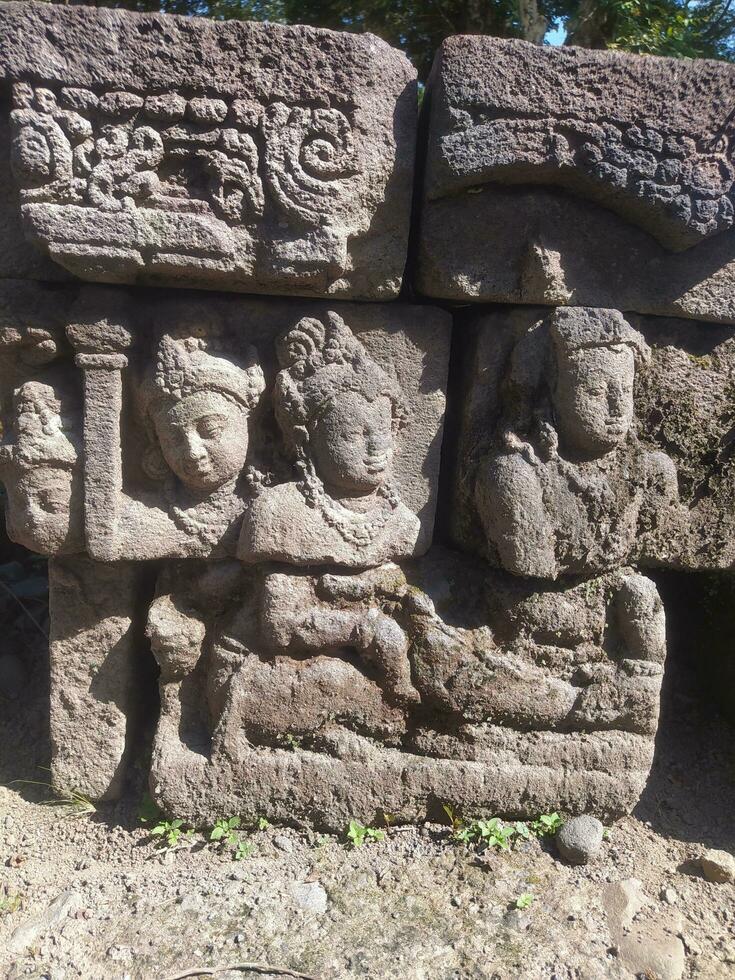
1,605,734,979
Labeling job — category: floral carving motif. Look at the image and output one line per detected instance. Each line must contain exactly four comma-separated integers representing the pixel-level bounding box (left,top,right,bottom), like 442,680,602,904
263,104,358,226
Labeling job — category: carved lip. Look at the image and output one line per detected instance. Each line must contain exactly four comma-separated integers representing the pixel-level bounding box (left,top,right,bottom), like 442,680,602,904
364,454,389,474
184,458,212,477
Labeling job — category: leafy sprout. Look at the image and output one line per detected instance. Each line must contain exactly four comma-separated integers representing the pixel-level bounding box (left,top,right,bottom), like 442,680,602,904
346,819,386,848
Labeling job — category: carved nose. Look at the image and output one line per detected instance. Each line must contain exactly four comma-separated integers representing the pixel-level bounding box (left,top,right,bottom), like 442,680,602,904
184,434,206,461
366,428,389,455
608,383,624,415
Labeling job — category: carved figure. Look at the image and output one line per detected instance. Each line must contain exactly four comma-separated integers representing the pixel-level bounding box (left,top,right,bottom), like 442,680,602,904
474,308,682,578
134,329,266,555
147,550,665,829
0,373,83,554
239,312,421,567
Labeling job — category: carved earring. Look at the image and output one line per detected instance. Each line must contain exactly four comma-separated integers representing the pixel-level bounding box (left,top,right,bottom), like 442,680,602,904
142,443,170,482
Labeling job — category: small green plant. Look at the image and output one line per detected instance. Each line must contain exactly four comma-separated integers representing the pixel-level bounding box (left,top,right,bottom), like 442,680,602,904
210,816,241,847
530,812,562,837
150,818,194,849
513,821,532,840
277,733,303,751
0,893,22,916
346,819,385,848
234,839,254,861
313,833,330,848
443,806,563,850
257,816,270,831
514,893,534,910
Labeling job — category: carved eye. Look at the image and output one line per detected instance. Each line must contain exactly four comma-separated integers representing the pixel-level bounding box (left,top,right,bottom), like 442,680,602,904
37,489,65,515
197,415,226,440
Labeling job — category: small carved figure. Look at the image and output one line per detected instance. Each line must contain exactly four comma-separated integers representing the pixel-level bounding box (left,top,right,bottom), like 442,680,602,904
475,308,682,578
0,373,84,554
239,311,421,567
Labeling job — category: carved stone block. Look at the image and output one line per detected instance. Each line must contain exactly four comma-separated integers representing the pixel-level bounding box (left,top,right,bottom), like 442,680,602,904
0,282,451,567
450,306,735,576
49,557,153,800
148,550,664,829
0,2,416,299
417,37,735,322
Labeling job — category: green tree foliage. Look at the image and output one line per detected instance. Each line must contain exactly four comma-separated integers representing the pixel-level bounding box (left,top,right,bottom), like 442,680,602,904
565,0,735,59
39,1,735,75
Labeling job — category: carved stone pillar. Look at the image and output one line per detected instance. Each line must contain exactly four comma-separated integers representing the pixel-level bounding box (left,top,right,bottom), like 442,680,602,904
66,290,132,562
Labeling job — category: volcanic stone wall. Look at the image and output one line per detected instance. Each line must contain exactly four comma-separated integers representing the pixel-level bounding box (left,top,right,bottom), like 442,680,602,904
1,2,734,829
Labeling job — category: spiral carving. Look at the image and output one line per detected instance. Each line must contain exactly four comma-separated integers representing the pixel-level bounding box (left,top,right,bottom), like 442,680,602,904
264,103,358,226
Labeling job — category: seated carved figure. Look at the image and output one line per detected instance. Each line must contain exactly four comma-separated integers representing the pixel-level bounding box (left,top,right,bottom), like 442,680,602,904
134,332,266,556
146,551,666,829
238,312,421,567
0,373,84,554
475,308,682,578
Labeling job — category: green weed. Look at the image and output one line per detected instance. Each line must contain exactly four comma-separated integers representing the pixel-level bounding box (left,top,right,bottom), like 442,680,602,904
346,819,385,848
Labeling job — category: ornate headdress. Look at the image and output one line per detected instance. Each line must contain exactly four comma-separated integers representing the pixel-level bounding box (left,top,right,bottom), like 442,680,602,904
549,308,650,367
273,311,406,458
142,333,265,417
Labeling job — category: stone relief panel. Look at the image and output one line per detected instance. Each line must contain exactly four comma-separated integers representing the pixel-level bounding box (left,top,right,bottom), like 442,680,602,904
418,37,735,322
0,2,416,298
0,283,451,565
147,550,665,829
451,306,735,576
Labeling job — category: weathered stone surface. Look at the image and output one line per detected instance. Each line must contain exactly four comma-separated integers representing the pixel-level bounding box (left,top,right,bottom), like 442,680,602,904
418,37,735,322
49,557,153,800
556,815,604,864
451,306,735,576
0,2,416,299
0,282,450,565
148,549,664,829
700,848,735,883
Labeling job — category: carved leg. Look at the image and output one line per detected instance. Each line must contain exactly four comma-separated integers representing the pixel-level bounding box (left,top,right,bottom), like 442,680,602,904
48,557,153,800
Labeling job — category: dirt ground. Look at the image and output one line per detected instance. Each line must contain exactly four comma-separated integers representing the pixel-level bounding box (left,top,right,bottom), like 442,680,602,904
1,591,734,980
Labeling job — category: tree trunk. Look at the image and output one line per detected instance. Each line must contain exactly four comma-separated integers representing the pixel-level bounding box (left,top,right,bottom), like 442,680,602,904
517,0,549,43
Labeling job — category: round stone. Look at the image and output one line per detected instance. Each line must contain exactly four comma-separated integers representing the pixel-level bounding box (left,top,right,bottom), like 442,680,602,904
555,815,604,865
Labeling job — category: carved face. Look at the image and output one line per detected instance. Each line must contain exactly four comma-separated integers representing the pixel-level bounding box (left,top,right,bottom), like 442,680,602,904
309,391,394,494
553,345,635,454
147,594,205,679
5,465,83,554
154,390,249,492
